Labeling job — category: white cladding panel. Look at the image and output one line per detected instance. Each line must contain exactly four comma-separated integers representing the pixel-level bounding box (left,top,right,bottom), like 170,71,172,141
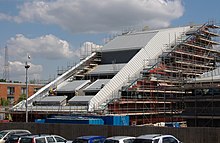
88,26,190,111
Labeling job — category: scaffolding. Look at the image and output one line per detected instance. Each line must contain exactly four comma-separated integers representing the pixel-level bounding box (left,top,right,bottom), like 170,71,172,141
106,22,220,126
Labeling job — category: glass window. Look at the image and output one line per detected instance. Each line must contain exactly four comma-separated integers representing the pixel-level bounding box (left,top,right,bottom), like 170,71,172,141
7,87,15,95
162,137,178,143
133,139,152,143
36,138,46,143
21,87,27,95
20,138,33,143
93,138,105,143
104,139,119,143
73,139,88,143
54,136,66,142
124,139,135,143
0,131,8,139
153,139,159,143
46,137,55,143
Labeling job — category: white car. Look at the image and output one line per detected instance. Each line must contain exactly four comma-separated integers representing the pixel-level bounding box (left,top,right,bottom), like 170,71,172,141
19,134,71,143
0,129,31,143
133,134,182,143
104,136,135,143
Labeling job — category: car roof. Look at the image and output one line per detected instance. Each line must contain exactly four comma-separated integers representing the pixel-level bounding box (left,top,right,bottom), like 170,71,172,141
1,130,30,132
20,134,50,138
136,134,162,140
106,136,135,141
77,136,105,140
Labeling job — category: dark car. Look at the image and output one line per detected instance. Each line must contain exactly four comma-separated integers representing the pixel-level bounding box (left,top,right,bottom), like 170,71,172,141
73,136,106,143
5,133,31,143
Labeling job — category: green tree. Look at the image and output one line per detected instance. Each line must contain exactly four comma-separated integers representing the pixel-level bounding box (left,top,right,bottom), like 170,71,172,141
0,98,9,106
17,94,26,103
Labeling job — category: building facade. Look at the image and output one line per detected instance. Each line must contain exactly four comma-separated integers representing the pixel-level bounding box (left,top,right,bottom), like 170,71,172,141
0,82,43,105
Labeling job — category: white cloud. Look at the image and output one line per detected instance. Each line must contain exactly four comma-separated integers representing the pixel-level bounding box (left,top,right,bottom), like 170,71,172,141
9,61,43,82
0,0,184,33
2,34,102,82
7,34,75,61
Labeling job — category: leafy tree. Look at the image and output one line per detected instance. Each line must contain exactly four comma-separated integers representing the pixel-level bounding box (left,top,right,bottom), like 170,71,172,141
17,94,26,103
0,98,9,106
0,79,6,82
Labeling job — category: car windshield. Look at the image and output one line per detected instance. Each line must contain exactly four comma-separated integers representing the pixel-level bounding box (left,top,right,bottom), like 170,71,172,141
20,138,33,143
73,139,88,143
133,139,153,143
104,139,119,143
0,131,8,139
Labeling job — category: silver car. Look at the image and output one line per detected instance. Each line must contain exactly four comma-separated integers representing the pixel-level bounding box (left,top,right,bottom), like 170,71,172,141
133,134,182,143
0,130,31,143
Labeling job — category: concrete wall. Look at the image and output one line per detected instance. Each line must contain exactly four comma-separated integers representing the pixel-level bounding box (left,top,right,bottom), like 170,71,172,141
0,123,219,143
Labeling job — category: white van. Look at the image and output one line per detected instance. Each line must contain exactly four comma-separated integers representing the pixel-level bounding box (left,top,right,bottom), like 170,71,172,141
0,129,31,143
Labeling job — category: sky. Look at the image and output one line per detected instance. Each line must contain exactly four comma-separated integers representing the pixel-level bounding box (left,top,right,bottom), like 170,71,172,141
0,0,219,83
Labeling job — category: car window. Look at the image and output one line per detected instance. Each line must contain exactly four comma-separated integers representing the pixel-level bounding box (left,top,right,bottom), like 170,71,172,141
36,138,47,143
153,139,159,143
46,137,55,143
0,131,8,139
73,139,88,143
133,139,152,143
20,138,33,143
4,132,14,140
16,131,30,134
124,138,135,143
54,136,66,142
104,139,119,143
93,138,105,143
162,137,178,143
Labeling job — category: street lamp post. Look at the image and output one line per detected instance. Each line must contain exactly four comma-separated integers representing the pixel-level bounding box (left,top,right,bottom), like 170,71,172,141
25,61,30,123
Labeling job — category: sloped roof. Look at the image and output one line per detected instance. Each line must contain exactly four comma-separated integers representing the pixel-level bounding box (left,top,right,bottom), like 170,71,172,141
83,79,111,92
102,31,158,52
88,63,126,75
57,80,90,92
68,96,93,105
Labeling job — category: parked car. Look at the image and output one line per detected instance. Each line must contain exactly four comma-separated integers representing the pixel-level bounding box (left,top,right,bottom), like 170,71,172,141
104,136,135,143
133,134,182,143
19,134,70,143
5,132,31,143
0,130,31,143
72,136,106,143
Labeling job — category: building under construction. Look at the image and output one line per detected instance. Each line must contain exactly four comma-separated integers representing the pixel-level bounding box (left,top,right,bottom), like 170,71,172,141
11,21,220,127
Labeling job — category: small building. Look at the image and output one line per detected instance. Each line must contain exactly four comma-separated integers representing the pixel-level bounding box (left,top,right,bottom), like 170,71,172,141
0,82,44,105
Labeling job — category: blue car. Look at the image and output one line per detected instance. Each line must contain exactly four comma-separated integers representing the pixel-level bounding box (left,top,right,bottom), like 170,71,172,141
73,136,106,143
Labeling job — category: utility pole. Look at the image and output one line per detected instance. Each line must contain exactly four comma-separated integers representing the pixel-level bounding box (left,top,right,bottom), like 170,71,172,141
25,55,30,123
3,45,9,81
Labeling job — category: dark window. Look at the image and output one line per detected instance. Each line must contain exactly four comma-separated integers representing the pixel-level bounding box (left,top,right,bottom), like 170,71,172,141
73,139,88,143
153,139,159,143
93,138,105,143
124,139,135,143
162,137,178,143
36,138,46,143
133,139,153,143
54,136,66,142
20,138,33,143
21,87,27,95
7,87,15,95
46,137,55,143
104,139,119,143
